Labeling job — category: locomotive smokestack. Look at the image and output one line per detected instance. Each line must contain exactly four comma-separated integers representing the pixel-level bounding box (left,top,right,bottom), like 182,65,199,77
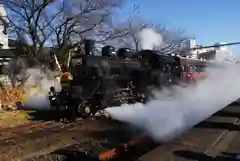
83,39,94,55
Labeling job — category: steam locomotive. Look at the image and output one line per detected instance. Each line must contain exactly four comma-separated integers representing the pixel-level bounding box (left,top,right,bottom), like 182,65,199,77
48,39,223,117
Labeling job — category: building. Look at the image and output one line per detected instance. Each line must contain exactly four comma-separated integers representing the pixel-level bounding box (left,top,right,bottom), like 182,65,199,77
181,39,210,58
182,39,235,62
198,50,216,60
198,42,234,62
0,49,16,74
0,4,8,49
185,39,197,58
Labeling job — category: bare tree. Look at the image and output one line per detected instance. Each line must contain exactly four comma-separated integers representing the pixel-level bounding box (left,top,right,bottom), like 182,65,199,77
5,0,189,61
48,0,125,54
4,0,125,55
34,0,127,64
3,0,58,55
103,5,189,53
153,24,189,54
106,18,189,52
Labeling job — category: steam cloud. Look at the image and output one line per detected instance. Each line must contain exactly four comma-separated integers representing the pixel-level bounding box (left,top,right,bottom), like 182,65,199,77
5,58,61,110
23,68,61,109
139,28,163,50
105,28,240,142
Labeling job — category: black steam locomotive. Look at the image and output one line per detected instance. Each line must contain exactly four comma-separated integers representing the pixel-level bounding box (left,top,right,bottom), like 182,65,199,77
48,39,220,118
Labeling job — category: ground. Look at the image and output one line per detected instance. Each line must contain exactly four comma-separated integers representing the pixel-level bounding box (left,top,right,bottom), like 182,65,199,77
0,110,32,128
0,85,47,128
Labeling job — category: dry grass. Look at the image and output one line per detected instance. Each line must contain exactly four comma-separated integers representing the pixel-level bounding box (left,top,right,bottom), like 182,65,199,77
0,86,49,128
0,87,26,106
0,110,32,128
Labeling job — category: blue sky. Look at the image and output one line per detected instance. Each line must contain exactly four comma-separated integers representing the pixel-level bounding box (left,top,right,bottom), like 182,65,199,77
117,0,240,53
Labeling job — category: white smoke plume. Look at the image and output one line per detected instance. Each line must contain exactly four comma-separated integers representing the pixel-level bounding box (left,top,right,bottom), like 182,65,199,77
23,68,61,109
4,58,61,110
105,63,240,142
104,28,240,142
139,28,163,50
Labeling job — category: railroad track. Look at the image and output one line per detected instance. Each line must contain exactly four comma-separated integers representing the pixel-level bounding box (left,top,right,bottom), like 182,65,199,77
0,120,86,160
0,120,82,147
25,103,240,161
0,114,102,141
0,116,131,160
1,103,239,161
0,120,54,138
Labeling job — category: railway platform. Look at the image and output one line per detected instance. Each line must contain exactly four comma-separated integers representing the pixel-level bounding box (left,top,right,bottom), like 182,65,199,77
138,104,240,161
